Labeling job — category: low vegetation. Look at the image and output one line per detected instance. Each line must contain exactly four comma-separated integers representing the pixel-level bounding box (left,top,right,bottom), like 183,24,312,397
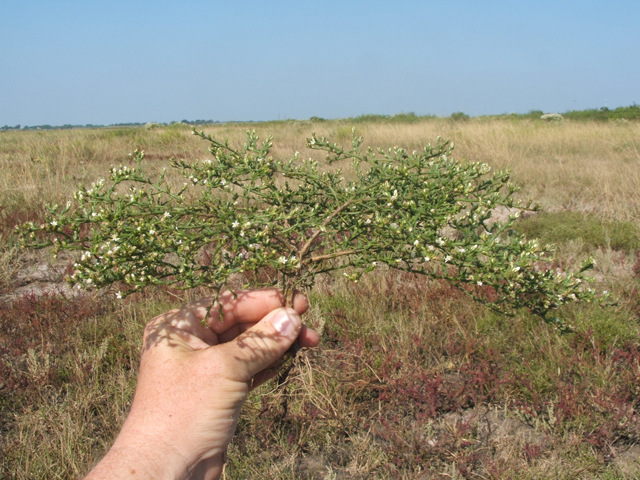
1,115,640,478
514,212,640,253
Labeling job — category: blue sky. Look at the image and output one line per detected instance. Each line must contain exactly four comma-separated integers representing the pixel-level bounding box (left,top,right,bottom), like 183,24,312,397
1,1,638,125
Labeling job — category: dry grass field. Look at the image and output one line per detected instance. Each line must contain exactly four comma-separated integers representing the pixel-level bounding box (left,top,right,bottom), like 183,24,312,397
1,117,640,479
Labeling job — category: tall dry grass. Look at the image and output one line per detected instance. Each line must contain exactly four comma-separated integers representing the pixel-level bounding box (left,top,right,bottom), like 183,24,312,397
2,119,639,223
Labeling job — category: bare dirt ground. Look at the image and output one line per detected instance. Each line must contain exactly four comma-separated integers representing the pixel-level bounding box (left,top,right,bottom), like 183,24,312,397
0,252,78,303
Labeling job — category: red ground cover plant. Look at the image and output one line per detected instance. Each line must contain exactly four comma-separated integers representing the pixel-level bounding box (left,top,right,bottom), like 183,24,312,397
228,273,640,477
0,293,112,396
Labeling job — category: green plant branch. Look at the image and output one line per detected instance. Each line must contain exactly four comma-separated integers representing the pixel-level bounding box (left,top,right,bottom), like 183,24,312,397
17,128,607,327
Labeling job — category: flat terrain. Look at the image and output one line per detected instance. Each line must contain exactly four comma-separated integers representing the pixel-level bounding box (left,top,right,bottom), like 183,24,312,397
1,117,640,479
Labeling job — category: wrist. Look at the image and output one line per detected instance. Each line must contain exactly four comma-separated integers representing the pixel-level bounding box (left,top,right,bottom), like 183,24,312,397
85,426,192,480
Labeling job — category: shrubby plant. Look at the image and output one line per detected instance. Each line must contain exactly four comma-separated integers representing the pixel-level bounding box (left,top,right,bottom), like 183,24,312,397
449,112,470,122
19,129,600,328
541,113,564,123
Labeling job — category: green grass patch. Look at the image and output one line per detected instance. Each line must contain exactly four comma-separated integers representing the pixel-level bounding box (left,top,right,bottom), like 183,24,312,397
98,127,143,140
343,112,437,124
513,211,640,252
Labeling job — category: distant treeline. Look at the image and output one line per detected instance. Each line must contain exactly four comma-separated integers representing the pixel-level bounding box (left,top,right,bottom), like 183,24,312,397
309,105,639,124
2,105,638,131
560,104,640,121
0,119,218,131
502,104,640,122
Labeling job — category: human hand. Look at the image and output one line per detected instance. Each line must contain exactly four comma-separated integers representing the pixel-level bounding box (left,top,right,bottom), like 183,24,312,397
85,289,319,480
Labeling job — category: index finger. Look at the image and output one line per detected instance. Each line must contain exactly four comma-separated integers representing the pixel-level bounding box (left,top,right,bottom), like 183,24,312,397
187,289,308,334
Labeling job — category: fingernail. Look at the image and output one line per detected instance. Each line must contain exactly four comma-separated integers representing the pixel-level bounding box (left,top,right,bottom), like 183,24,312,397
272,309,297,336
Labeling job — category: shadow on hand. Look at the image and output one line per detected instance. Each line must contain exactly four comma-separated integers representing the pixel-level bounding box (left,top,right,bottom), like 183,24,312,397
141,289,267,351
140,289,300,386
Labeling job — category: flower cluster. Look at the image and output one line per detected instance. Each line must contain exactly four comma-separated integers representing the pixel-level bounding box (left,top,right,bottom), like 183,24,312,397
18,129,603,327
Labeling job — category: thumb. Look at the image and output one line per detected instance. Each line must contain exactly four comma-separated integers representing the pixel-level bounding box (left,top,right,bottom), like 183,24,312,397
220,307,301,382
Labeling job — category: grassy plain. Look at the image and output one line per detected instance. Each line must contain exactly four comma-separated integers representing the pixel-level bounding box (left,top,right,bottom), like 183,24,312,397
1,117,640,478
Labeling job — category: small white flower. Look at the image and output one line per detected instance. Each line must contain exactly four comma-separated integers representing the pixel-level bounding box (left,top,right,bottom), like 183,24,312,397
444,255,452,263
163,211,171,219
477,281,483,286
457,248,466,253
279,256,288,264
148,229,155,235
116,291,123,299
365,218,371,225
50,221,57,227
232,221,240,229
424,256,430,262
413,240,419,246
